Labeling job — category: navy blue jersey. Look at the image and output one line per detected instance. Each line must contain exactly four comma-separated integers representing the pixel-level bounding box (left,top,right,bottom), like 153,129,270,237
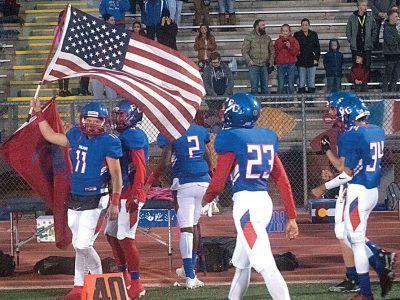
338,124,385,189
157,124,210,184
67,126,122,195
214,127,279,193
119,127,149,192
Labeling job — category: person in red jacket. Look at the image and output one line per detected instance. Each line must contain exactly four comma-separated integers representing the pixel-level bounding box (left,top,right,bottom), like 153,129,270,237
274,24,300,95
349,54,370,92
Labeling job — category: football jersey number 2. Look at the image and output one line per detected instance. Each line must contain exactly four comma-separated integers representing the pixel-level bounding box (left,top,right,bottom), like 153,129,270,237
246,144,274,179
75,149,87,174
187,136,200,158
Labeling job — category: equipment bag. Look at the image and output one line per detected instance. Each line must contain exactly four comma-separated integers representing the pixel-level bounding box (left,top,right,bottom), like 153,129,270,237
0,250,15,277
202,236,299,272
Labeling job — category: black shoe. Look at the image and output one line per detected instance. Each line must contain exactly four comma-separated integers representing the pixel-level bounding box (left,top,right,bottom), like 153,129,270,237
65,90,72,97
328,278,360,293
58,90,67,97
379,252,396,297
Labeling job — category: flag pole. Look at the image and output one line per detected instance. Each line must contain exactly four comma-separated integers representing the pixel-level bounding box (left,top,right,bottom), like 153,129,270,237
27,83,42,122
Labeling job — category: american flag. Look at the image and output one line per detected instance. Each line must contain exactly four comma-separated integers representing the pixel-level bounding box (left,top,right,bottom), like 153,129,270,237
42,5,205,141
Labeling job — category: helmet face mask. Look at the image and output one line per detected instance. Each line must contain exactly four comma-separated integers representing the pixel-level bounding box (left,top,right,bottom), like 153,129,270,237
79,102,109,135
111,100,143,132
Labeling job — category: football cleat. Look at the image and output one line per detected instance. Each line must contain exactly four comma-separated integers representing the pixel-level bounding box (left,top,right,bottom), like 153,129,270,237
64,285,83,300
185,277,204,290
127,279,145,299
328,278,359,293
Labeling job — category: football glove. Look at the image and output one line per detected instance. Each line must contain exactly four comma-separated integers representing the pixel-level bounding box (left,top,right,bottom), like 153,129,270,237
320,135,331,154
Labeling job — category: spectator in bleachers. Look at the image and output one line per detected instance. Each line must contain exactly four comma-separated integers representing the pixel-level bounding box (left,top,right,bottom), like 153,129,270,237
274,24,300,95
218,0,236,29
203,51,234,98
156,10,178,50
323,39,343,93
194,24,217,71
294,18,320,94
141,0,169,40
167,0,183,27
379,6,400,44
382,8,400,91
91,14,118,100
99,0,131,28
54,10,71,97
1,0,20,17
132,20,147,36
193,0,210,27
346,0,376,71
370,0,397,49
349,53,370,92
242,19,274,95
129,0,143,15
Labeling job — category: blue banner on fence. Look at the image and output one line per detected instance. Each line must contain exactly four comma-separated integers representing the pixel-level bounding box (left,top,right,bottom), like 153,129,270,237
139,209,177,227
267,210,287,233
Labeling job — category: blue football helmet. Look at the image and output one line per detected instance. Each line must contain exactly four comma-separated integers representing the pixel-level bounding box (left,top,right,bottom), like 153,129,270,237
112,99,143,132
323,91,357,126
80,102,109,135
336,97,370,130
221,93,260,128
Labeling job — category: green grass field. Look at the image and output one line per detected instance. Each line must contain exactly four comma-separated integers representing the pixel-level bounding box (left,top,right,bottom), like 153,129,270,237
1,283,400,300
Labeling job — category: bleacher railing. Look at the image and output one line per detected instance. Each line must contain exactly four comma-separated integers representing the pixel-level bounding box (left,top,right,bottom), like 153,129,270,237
0,92,399,210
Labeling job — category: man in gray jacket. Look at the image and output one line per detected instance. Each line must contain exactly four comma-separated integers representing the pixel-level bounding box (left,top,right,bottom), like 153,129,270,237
346,0,377,70
383,9,400,91
370,0,397,48
241,18,274,94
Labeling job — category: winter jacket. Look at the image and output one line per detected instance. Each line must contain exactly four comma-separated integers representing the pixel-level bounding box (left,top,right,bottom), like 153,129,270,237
323,39,343,78
194,34,217,61
141,0,168,28
383,21,400,56
241,29,274,67
274,35,300,65
99,0,131,22
370,0,396,20
346,11,377,51
202,62,234,96
293,29,320,68
156,22,178,50
350,63,370,84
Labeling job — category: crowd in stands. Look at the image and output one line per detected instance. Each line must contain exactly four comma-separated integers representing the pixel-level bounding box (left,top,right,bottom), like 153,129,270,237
5,0,400,98
77,0,400,98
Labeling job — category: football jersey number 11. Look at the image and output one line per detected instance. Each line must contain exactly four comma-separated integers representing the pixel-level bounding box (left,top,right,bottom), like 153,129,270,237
75,150,87,174
246,144,274,179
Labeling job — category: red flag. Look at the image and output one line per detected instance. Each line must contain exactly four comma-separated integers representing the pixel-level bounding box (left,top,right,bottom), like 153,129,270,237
0,99,72,249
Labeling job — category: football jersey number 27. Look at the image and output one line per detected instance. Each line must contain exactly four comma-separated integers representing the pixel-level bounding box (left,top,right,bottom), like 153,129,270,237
246,144,274,179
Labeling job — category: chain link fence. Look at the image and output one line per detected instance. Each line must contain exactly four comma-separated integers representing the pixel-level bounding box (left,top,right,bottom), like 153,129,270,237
0,92,399,211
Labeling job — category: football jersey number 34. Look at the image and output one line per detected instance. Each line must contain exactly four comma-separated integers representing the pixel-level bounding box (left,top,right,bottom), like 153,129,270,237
246,144,274,179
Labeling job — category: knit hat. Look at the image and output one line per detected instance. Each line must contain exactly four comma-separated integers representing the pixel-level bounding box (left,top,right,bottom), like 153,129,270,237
161,9,170,18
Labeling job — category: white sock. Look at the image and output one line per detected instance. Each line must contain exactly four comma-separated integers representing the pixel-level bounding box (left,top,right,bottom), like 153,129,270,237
228,268,251,300
74,248,86,286
179,232,193,259
260,267,290,300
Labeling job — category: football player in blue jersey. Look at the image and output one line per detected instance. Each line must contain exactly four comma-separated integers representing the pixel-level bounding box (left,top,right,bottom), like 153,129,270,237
148,118,212,289
202,93,298,300
316,93,396,295
105,100,149,299
31,99,123,300
312,99,396,300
